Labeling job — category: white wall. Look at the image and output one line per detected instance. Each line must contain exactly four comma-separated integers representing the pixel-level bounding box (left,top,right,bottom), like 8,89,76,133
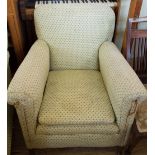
139,0,147,29
115,0,130,50
140,0,147,17
115,0,147,50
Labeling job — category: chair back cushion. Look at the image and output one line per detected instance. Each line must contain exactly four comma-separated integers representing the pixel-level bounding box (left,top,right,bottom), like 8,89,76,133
34,4,115,70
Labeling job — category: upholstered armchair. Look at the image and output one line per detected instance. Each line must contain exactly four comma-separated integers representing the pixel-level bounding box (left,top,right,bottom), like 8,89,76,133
8,4,146,150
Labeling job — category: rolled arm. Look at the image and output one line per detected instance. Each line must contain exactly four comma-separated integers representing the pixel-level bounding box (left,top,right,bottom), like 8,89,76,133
7,40,50,147
99,41,146,131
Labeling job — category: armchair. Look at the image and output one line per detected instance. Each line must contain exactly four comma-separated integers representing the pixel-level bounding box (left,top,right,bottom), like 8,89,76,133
8,4,146,150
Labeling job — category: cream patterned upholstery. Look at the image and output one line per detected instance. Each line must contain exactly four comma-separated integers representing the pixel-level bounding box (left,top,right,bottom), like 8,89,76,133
37,123,119,135
99,42,146,144
7,4,146,149
39,70,115,125
34,4,115,70
8,40,50,147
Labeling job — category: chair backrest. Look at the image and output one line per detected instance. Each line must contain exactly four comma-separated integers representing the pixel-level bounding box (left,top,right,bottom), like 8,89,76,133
34,4,115,70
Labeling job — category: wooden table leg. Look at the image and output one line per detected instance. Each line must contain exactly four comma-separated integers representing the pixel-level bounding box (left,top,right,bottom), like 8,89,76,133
8,0,25,64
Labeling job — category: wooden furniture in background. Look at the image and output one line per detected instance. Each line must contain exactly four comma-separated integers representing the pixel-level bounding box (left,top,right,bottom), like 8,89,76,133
125,17,147,83
122,0,143,55
19,0,120,20
113,0,121,43
8,0,25,64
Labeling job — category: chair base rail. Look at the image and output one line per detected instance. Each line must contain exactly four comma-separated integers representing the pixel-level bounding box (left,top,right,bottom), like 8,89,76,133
29,146,125,155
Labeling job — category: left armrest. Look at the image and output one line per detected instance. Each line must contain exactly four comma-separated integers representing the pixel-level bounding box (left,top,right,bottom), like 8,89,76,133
8,40,50,106
99,41,146,132
7,40,50,147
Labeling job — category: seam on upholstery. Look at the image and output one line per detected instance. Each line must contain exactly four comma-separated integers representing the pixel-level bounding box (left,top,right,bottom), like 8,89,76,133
36,129,120,135
121,101,138,145
33,100,38,134
36,132,120,136
119,96,131,127
37,133,120,137
120,102,133,145
23,105,32,143
119,95,141,127
15,104,31,145
9,92,42,144
37,122,119,127
30,99,36,135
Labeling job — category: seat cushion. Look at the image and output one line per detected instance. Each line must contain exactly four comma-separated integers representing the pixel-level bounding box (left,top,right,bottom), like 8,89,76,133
38,70,115,126
36,123,119,135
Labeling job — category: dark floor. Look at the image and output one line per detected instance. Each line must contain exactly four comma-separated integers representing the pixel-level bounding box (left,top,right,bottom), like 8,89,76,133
11,113,147,155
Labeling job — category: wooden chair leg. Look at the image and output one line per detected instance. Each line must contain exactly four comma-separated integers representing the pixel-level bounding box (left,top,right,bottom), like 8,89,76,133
123,145,132,155
29,149,35,155
116,147,124,155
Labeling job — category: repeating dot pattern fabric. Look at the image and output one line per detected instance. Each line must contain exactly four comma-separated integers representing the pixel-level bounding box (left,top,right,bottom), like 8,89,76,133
7,40,50,147
37,123,119,135
7,5,146,149
99,42,147,144
34,4,115,70
8,40,50,117
99,42,146,126
32,134,122,148
38,70,115,125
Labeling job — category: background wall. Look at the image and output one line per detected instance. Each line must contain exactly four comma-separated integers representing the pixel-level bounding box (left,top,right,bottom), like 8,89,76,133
115,0,147,50
141,0,147,17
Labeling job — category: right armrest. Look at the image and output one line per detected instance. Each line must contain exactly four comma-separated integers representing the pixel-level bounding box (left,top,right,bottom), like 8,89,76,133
7,40,50,146
99,42,146,131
